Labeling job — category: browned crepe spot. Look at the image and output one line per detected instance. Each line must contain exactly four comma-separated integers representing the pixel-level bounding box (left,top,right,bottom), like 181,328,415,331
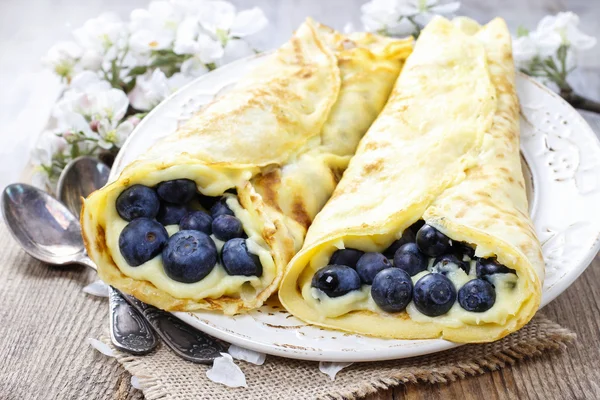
292,196,312,229
254,170,282,212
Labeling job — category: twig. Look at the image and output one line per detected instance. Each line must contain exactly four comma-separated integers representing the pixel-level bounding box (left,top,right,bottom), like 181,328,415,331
560,88,600,114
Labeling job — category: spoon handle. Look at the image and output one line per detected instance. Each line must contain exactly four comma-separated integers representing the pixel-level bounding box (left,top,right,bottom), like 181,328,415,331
120,292,228,364
76,254,159,355
109,287,158,355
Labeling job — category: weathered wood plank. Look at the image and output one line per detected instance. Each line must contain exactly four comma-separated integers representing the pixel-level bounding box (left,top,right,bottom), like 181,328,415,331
0,0,599,399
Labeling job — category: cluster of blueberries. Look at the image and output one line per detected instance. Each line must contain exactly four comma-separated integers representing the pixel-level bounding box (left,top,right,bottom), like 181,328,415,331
116,179,262,284
311,221,516,317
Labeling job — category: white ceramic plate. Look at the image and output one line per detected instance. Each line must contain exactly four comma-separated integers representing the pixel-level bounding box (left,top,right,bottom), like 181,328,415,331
112,53,600,362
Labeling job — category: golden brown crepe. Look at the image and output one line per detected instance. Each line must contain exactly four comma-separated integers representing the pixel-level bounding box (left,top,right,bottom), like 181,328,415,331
81,19,412,315
279,17,544,343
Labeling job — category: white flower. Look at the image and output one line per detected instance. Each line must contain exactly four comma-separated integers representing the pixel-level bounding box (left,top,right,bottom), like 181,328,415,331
129,1,185,53
31,131,68,167
173,18,224,62
173,2,266,69
69,71,112,93
73,13,126,58
56,87,129,126
218,39,254,66
31,130,69,189
399,0,460,26
198,2,268,40
513,12,596,73
97,119,135,149
361,0,459,35
531,12,596,57
79,50,104,71
180,57,210,78
361,0,410,36
512,35,538,70
42,41,83,79
128,69,193,111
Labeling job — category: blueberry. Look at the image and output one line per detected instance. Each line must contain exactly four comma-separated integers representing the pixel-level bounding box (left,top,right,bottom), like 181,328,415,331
197,194,219,211
311,265,361,298
383,231,416,258
383,221,424,258
212,215,244,241
180,211,213,234
393,243,428,276
409,220,426,234
371,268,413,313
221,238,262,276
476,258,515,280
452,241,476,259
413,273,457,317
416,224,452,257
162,230,217,283
157,202,188,225
329,248,364,269
356,252,391,284
116,185,160,221
458,279,496,312
156,179,197,204
119,218,168,266
432,253,470,275
210,198,234,218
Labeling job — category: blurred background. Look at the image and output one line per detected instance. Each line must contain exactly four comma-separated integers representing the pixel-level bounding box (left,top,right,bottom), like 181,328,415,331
0,0,598,191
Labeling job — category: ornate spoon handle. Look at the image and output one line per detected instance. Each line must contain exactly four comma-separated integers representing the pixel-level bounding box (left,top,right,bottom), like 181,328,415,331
121,292,228,364
109,287,158,355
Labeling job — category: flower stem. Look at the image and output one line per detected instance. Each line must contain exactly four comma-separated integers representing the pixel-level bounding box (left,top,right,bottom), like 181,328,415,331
560,87,600,114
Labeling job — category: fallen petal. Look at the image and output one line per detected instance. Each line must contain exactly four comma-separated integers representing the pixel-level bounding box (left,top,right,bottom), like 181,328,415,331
319,361,353,381
228,344,266,365
131,376,142,390
88,338,115,357
206,353,247,388
83,280,110,298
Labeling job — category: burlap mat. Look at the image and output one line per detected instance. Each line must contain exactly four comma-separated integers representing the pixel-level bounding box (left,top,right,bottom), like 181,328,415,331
100,313,574,400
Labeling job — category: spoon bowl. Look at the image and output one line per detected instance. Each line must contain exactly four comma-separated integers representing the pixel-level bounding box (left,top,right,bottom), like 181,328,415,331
57,156,110,218
2,183,91,267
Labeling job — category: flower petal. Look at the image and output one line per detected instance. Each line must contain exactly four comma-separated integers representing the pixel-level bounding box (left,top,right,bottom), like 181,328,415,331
228,344,266,365
130,376,142,390
180,57,209,78
83,280,110,297
173,17,200,55
318,362,353,381
219,39,253,66
230,7,268,37
196,34,225,63
430,1,461,15
88,338,115,357
198,1,236,34
206,353,247,388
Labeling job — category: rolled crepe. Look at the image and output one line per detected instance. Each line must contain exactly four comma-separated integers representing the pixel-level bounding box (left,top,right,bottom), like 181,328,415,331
81,19,412,314
279,17,544,343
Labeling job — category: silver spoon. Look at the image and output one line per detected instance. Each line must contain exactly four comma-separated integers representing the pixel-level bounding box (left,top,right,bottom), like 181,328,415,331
2,183,157,355
57,157,227,363
57,156,110,218
56,157,157,355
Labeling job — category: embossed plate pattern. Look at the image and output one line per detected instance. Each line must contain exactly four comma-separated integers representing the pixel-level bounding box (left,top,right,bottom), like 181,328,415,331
112,53,600,362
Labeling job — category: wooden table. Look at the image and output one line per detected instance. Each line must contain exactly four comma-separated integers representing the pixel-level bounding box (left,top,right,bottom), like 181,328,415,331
1,0,599,399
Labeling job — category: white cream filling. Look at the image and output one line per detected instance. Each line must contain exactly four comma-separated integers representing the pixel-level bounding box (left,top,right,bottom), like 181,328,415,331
105,194,276,301
302,238,524,326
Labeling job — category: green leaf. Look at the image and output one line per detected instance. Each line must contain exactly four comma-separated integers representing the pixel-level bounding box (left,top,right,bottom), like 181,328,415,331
129,66,148,76
557,44,568,63
516,26,529,37
123,77,137,93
